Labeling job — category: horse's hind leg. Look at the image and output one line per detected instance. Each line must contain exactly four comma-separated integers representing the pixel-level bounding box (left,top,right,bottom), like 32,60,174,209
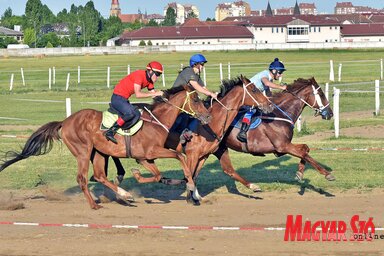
131,160,163,183
92,151,134,202
283,144,335,181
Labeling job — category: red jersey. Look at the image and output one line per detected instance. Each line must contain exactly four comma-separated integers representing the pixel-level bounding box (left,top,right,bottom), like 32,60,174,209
113,70,154,99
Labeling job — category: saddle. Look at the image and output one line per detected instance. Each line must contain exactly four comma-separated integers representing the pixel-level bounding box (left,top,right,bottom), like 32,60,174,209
231,106,262,130
100,105,143,136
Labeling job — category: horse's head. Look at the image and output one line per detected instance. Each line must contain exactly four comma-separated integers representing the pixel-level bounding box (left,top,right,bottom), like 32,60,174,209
240,75,274,114
289,77,333,120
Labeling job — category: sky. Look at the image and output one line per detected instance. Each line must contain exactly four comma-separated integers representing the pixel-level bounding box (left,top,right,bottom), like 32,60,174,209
0,0,383,19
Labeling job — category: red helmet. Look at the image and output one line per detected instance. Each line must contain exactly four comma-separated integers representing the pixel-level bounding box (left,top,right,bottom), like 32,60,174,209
146,61,163,74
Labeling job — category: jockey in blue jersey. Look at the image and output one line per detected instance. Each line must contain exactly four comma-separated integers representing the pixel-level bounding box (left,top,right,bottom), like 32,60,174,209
237,58,288,143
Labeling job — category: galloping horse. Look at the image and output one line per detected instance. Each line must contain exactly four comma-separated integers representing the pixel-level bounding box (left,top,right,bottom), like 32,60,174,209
0,85,211,209
211,77,334,193
132,76,274,204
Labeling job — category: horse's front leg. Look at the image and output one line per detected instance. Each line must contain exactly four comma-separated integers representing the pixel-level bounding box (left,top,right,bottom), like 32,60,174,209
92,151,134,203
213,146,262,193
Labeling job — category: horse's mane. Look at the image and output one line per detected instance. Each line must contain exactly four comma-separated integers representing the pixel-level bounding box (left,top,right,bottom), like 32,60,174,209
144,85,185,110
272,77,315,99
204,76,242,105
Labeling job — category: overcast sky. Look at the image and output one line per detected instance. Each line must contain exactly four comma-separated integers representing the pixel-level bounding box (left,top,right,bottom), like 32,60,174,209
1,0,383,19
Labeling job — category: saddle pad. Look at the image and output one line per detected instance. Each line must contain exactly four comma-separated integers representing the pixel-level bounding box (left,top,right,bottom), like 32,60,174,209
231,112,262,130
101,111,143,136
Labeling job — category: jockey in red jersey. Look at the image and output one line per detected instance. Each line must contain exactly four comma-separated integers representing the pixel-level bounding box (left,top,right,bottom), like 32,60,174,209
104,61,164,144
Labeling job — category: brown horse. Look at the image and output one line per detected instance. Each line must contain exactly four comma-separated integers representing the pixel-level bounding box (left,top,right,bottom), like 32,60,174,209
132,76,274,204
210,77,335,193
0,85,211,209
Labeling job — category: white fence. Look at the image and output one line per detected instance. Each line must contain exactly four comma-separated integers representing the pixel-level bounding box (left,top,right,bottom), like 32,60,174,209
2,41,384,57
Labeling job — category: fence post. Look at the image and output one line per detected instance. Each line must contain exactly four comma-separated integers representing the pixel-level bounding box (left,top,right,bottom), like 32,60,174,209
49,68,52,90
296,115,302,132
127,64,130,75
9,74,14,91
219,63,223,82
162,72,165,87
228,62,231,79
66,98,71,117
381,59,383,81
66,73,70,91
203,66,206,86
333,87,340,138
78,66,80,84
338,63,342,82
325,83,329,100
21,68,25,86
107,66,110,88
180,63,183,71
329,60,335,82
53,67,56,85
375,80,380,116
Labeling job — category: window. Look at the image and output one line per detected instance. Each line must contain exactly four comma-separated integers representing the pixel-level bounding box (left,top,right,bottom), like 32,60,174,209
281,27,284,33
272,27,274,33
319,27,321,32
288,27,309,35
260,27,263,31
309,27,311,32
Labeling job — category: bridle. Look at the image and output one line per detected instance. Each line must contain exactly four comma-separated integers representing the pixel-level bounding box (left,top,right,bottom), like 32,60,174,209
162,90,200,118
287,84,330,115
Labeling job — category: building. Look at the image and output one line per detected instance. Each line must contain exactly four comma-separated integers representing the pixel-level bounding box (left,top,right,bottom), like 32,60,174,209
164,2,199,24
215,1,251,21
335,2,383,14
119,18,253,46
0,26,23,42
109,0,164,24
253,2,317,16
224,15,341,44
341,24,384,42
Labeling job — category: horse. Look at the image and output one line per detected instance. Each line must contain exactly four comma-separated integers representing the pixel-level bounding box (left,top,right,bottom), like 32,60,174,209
210,77,334,193
131,75,274,204
0,85,211,209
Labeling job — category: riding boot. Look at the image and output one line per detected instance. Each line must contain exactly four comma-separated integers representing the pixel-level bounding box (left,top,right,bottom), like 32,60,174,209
237,122,250,143
180,128,193,144
105,121,120,144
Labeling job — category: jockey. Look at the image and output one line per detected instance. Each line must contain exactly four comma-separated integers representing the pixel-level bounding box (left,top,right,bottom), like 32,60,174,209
104,61,164,144
237,58,287,143
171,53,217,144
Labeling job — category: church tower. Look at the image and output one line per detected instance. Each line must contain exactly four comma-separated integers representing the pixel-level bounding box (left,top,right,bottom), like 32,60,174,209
110,0,121,17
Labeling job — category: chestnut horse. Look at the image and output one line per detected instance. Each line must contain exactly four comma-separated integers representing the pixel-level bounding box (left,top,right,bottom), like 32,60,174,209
0,85,211,209
210,77,335,193
132,76,274,204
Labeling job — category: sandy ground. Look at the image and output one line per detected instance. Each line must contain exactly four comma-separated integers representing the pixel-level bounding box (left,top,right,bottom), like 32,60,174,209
1,110,383,255
0,188,384,256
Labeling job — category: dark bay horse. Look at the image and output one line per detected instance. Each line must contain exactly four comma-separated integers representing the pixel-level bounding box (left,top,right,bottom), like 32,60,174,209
132,76,274,204
0,85,211,209
211,77,335,193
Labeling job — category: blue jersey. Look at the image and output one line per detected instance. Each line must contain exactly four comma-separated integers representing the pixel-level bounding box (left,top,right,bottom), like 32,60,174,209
249,70,272,94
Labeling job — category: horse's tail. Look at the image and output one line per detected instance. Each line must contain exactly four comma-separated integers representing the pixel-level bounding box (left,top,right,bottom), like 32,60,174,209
0,121,62,172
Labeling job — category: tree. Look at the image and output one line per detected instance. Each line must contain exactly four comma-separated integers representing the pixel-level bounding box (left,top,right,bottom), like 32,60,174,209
187,11,197,19
23,27,36,46
1,7,12,19
147,40,152,46
146,19,159,27
162,7,176,26
139,40,146,46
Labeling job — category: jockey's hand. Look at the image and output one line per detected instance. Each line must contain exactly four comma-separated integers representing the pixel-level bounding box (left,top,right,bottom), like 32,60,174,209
280,83,287,90
210,92,218,100
153,91,164,97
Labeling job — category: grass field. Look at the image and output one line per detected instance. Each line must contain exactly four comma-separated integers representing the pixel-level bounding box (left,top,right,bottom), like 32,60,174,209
0,49,383,195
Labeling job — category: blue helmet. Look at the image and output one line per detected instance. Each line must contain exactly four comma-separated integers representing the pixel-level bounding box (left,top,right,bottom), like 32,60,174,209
190,54,207,67
269,58,286,71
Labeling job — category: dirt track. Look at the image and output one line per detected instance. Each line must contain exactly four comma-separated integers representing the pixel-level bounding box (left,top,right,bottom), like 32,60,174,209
1,188,383,256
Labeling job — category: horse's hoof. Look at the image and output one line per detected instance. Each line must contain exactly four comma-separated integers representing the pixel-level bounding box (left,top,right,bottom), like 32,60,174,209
249,183,262,193
186,190,200,206
325,174,336,181
91,204,103,210
295,172,304,183
114,175,124,186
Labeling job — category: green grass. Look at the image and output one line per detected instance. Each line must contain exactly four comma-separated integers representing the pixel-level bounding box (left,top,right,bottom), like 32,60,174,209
0,49,383,196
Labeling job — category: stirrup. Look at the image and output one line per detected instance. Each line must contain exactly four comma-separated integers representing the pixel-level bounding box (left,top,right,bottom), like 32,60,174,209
237,132,247,143
105,131,118,144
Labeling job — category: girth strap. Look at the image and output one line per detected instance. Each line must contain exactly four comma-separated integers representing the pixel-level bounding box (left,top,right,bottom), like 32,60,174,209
125,135,132,158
